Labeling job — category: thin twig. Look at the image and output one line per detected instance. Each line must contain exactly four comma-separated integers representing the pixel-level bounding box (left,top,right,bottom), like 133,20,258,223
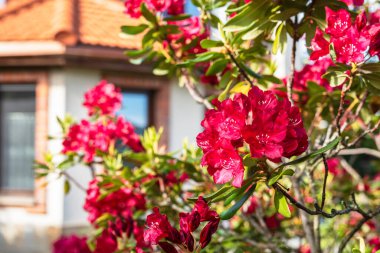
335,78,353,136
338,206,380,253
182,69,213,109
225,48,254,87
287,16,298,106
320,154,329,210
338,148,380,159
61,171,86,192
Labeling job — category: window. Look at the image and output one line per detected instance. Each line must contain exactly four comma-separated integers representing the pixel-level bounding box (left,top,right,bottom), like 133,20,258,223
102,73,170,145
0,84,36,192
117,91,151,135
0,71,48,211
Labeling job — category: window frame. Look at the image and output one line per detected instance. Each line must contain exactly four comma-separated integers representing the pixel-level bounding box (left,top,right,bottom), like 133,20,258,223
102,73,170,146
0,71,48,213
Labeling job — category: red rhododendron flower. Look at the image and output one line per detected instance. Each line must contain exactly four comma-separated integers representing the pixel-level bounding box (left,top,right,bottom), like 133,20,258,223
369,236,380,253
168,0,184,15
144,207,181,245
325,8,352,38
310,8,379,64
124,0,143,18
83,80,122,116
310,28,330,61
197,87,308,187
94,230,118,253
84,179,146,223
144,197,219,251
53,235,91,253
340,0,364,6
146,0,170,12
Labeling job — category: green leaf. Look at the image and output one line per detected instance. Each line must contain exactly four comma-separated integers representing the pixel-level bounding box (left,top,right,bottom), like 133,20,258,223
177,52,224,66
224,179,255,206
220,184,256,220
64,180,71,195
141,3,157,23
274,190,291,218
329,43,336,62
268,168,294,186
273,23,286,54
322,71,348,87
121,24,149,35
206,59,229,76
359,63,380,73
200,39,224,49
188,185,232,202
164,14,191,21
271,8,300,21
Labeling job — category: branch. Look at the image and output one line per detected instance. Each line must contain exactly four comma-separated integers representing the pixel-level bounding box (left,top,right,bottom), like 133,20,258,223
338,205,380,253
320,154,329,210
286,17,298,106
182,69,213,109
338,148,380,159
225,48,254,87
61,171,86,192
335,78,353,136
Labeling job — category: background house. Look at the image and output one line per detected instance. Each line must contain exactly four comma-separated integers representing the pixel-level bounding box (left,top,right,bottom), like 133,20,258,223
0,1,204,252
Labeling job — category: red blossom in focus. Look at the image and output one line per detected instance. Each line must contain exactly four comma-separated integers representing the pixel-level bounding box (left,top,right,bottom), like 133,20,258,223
84,179,146,224
53,235,91,253
144,197,220,252
83,80,122,116
197,87,308,187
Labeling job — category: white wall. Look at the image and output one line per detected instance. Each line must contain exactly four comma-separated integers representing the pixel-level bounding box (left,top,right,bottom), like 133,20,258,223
62,68,101,227
168,82,204,151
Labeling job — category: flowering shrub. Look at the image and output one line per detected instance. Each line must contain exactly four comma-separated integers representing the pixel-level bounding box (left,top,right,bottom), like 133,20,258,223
35,0,380,253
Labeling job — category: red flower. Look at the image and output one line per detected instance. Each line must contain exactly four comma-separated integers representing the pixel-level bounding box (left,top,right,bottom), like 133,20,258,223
370,30,380,57
53,235,91,253
202,146,244,187
147,0,170,12
124,0,143,18
144,197,219,251
94,230,118,253
83,80,122,116
369,237,380,253
144,208,181,245
310,28,330,61
168,0,184,15
325,8,352,38
199,219,219,249
197,87,308,187
84,179,146,224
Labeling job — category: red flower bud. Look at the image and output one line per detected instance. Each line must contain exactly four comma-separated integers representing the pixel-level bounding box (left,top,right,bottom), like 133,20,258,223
199,219,220,249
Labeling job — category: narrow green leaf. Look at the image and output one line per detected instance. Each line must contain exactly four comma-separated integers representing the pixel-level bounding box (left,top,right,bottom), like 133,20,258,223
121,24,149,35
64,180,71,195
268,168,294,186
206,59,229,76
141,3,157,23
220,184,256,220
188,185,232,201
200,39,224,49
322,71,348,87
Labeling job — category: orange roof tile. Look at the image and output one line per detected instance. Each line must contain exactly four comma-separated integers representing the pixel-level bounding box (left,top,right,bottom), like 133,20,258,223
0,0,142,49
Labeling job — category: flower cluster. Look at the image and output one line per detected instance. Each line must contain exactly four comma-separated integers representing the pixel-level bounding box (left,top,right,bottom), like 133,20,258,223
62,116,143,162
63,81,143,162
197,87,308,187
310,8,380,64
144,197,220,252
124,0,184,18
53,235,91,253
84,179,146,224
83,80,122,116
340,0,364,6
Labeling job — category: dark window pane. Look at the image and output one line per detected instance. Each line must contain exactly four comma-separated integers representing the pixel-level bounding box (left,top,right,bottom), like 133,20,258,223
0,84,35,191
117,91,150,135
